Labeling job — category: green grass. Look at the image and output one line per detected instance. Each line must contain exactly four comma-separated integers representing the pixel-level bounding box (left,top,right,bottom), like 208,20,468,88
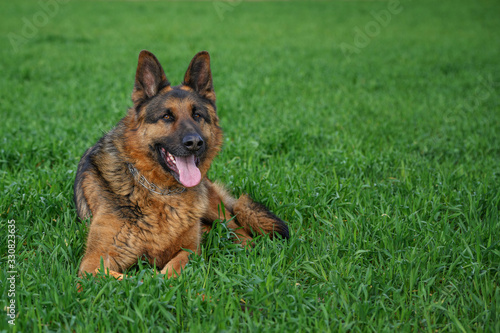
1,0,499,331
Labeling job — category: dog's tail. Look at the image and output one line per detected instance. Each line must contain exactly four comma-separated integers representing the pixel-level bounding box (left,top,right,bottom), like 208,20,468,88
233,194,290,239
210,182,289,240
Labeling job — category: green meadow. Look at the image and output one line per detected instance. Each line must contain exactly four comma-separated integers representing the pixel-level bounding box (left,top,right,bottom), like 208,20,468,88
1,0,499,331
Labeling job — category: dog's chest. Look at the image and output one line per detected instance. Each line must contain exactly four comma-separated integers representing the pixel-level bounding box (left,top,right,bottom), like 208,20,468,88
142,199,202,233
134,194,206,264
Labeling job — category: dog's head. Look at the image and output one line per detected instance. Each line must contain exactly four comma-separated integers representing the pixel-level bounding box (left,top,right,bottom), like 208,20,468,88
123,50,222,188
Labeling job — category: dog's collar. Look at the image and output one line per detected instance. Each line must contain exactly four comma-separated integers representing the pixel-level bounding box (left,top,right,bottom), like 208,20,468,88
127,163,186,196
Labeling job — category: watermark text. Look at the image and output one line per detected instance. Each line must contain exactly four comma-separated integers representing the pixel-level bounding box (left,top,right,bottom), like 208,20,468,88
341,0,405,60
8,0,70,52
6,219,16,326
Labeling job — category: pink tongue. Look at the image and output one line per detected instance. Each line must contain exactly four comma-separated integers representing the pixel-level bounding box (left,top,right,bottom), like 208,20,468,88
175,155,201,187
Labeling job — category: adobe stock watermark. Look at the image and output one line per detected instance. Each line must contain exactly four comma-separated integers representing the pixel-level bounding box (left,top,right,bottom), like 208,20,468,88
7,0,70,53
462,75,495,112
213,0,242,21
5,219,17,326
340,0,407,61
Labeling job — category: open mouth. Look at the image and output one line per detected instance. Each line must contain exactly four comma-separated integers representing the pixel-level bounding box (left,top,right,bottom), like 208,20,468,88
159,147,201,188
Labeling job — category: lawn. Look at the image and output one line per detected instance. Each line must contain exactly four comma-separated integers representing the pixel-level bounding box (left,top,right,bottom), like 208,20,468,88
0,0,499,331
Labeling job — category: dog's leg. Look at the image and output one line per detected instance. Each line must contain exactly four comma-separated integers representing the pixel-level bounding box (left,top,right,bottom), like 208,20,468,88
160,250,190,278
160,226,201,278
80,247,122,277
79,215,138,279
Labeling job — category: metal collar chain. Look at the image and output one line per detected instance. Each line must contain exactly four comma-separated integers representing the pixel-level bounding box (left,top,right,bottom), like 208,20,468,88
127,163,186,196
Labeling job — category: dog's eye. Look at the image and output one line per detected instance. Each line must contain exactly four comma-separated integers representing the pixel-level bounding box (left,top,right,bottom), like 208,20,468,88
192,106,202,121
163,110,174,122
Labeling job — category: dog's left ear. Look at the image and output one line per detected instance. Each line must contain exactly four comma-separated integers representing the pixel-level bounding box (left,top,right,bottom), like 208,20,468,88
183,51,215,103
132,50,170,105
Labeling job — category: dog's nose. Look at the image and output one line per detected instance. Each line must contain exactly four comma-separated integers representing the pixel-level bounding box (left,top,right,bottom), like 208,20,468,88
183,134,204,152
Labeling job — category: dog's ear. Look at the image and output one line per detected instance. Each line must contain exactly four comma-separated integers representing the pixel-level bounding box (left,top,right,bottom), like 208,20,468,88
183,51,215,103
132,50,170,105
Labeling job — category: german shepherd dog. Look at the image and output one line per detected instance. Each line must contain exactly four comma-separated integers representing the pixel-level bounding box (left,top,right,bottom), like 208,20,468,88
74,50,289,279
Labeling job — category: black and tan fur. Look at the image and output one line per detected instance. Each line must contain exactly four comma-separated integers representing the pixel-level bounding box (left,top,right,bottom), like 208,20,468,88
75,50,289,279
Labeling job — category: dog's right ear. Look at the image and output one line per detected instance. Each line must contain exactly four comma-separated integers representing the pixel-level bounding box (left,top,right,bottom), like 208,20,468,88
132,50,170,105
